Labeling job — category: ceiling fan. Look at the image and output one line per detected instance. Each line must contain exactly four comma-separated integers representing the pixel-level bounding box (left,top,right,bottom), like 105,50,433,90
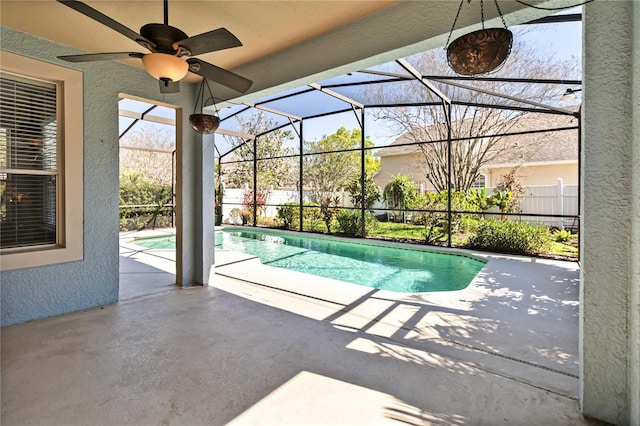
56,0,253,93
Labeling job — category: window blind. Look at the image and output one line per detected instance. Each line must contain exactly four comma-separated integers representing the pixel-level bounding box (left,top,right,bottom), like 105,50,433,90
0,73,59,249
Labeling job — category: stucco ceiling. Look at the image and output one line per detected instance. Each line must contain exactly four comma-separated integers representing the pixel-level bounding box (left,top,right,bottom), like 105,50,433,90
1,0,572,102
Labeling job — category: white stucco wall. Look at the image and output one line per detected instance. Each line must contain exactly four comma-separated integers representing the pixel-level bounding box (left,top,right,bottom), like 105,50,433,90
0,26,209,326
581,2,640,425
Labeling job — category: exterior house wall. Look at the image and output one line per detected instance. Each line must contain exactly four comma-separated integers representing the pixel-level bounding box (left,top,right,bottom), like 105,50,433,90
373,153,429,192
486,163,578,187
581,2,639,424
375,152,578,191
0,26,203,326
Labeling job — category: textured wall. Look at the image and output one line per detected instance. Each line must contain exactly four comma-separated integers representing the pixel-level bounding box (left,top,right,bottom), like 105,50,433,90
0,26,199,326
581,2,639,425
629,3,640,424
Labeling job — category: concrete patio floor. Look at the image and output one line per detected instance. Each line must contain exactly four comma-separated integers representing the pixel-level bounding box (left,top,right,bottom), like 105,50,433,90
1,231,599,425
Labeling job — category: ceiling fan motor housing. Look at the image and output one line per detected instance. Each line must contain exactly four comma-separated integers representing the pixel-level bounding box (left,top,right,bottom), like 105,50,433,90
139,23,188,54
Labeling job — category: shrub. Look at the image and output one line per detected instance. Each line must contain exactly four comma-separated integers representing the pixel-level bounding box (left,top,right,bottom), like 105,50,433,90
319,196,342,233
276,202,321,230
276,202,298,229
302,203,323,231
336,210,378,237
553,228,572,243
466,219,551,255
257,216,279,227
119,173,172,231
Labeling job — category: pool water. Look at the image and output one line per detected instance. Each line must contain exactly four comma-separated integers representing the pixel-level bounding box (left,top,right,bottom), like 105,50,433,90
134,229,485,293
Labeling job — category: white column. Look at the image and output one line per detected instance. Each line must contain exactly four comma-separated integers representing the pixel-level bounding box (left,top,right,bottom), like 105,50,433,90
581,2,640,424
176,84,215,286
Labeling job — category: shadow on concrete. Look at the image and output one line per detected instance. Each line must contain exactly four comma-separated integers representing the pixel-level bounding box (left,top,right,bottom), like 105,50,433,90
119,246,176,301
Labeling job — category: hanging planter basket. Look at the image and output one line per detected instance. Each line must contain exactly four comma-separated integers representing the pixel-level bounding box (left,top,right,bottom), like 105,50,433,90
447,28,513,76
189,78,220,134
189,113,220,134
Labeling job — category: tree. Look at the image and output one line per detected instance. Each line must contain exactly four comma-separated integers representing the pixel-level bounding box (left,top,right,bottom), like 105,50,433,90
224,111,295,191
345,174,381,210
303,127,378,203
495,168,526,214
119,123,175,186
383,174,419,219
370,28,579,192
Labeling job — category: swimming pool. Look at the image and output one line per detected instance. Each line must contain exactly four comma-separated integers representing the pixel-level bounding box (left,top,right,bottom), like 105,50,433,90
134,229,485,293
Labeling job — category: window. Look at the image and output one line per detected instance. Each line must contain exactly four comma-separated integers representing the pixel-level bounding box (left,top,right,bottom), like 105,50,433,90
471,175,486,189
1,74,58,248
0,51,83,270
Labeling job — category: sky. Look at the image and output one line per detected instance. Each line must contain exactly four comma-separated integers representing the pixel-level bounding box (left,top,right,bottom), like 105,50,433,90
300,14,582,148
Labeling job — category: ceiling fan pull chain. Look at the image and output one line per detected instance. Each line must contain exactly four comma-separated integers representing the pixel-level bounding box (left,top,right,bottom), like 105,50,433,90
480,0,485,29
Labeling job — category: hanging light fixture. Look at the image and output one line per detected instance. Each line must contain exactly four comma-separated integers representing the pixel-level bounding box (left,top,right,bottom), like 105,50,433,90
560,88,582,101
141,53,189,85
189,78,220,134
445,0,512,75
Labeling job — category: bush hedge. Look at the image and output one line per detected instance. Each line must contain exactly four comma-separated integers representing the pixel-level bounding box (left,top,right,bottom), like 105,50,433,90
276,202,322,230
336,210,378,237
466,219,551,255
119,174,172,231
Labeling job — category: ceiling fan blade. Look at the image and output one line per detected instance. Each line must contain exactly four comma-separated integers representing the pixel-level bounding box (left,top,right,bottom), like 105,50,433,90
58,52,144,62
175,28,242,56
57,0,155,50
187,58,252,93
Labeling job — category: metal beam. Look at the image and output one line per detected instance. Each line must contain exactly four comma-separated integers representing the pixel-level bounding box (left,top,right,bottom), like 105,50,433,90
524,13,581,25
356,69,413,80
119,107,175,126
356,69,581,87
396,59,451,104
308,83,364,109
243,102,302,121
215,128,256,140
426,78,575,115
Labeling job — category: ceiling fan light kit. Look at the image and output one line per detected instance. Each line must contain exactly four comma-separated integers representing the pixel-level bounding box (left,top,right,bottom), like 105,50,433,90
56,0,252,93
141,52,189,83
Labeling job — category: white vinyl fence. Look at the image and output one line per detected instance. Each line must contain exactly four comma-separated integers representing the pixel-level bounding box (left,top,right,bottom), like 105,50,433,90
515,179,579,230
219,179,578,230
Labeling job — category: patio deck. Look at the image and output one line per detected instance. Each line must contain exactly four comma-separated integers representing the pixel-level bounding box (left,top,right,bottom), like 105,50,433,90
0,232,597,425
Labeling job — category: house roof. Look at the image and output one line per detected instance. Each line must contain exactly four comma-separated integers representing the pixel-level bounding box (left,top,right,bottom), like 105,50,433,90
376,110,579,166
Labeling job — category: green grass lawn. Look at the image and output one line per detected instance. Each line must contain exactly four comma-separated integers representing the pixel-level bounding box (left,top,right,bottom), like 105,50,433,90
548,241,579,257
370,222,426,240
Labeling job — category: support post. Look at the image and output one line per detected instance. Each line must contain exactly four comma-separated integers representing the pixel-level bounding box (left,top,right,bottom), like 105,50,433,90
360,108,366,238
581,2,640,424
253,137,258,227
445,102,452,248
299,120,304,231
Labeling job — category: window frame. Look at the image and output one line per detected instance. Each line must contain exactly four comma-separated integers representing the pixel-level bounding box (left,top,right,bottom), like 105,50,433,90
471,174,487,189
1,50,83,271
